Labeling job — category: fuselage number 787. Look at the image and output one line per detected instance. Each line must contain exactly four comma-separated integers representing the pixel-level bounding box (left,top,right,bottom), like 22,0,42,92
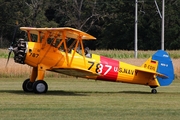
88,61,112,75
29,53,39,58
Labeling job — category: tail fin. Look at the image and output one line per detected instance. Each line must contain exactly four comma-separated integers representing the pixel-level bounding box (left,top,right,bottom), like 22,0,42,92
141,50,174,86
152,50,174,86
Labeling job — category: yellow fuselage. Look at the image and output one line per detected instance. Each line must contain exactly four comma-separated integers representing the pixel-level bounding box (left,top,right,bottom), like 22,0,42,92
24,42,159,87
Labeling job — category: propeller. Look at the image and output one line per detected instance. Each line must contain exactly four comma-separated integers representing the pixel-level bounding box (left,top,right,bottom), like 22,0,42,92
6,25,18,67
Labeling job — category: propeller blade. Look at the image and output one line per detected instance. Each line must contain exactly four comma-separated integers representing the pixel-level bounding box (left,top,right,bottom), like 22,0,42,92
6,50,12,67
11,26,18,46
6,25,19,67
6,46,13,66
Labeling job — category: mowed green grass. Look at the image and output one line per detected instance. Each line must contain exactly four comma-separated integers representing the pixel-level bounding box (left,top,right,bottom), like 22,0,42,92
0,78,180,120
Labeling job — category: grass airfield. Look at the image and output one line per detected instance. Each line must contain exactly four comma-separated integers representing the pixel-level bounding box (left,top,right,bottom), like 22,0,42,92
1,50,180,119
0,78,180,120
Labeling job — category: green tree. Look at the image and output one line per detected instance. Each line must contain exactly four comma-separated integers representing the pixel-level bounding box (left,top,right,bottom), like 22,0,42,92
165,0,180,49
137,1,162,50
0,0,180,50
23,0,58,27
47,0,103,32
97,0,135,49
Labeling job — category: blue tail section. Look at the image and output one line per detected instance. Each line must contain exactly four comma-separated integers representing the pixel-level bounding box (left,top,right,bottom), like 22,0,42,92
152,50,174,86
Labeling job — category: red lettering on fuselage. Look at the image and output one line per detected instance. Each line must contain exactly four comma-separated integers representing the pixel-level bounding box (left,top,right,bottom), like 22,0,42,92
96,56,119,81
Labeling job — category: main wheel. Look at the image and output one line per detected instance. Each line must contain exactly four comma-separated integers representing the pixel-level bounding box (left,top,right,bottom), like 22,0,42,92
151,88,157,94
33,80,48,94
22,79,34,92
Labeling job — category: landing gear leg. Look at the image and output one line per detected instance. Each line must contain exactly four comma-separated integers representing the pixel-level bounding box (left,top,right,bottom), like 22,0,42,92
22,65,48,94
32,65,48,94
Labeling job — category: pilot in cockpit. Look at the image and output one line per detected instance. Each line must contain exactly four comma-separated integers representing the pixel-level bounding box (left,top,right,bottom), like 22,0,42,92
76,46,91,58
85,47,91,58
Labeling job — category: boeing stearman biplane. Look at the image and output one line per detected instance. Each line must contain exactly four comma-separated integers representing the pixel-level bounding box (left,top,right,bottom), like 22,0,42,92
7,27,174,94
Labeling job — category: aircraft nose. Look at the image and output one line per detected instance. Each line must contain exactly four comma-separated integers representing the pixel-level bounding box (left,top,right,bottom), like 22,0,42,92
13,38,27,64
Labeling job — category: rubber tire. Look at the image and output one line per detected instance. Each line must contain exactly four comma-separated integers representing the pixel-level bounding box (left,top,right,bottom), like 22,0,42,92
151,89,157,94
33,80,48,94
22,79,34,92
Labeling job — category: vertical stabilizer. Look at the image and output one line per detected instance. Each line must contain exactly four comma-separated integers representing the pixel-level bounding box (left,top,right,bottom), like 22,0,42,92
152,50,174,86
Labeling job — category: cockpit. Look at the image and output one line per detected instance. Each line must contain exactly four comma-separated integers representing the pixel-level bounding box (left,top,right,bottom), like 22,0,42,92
24,30,92,58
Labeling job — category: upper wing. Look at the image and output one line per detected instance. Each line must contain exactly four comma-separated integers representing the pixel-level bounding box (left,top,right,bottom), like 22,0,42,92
20,27,96,40
135,67,168,79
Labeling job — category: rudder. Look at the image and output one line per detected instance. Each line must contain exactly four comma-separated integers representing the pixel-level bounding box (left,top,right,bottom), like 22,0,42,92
152,50,174,86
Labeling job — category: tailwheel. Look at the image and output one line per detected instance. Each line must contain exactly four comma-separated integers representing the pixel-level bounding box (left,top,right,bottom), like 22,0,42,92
151,88,157,94
22,79,34,92
33,80,48,94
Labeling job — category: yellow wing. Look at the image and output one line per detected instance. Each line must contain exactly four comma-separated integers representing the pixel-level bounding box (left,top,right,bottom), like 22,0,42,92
20,27,96,40
51,67,99,79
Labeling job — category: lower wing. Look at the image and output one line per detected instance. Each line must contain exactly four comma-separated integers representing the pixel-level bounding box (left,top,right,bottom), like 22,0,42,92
50,67,99,79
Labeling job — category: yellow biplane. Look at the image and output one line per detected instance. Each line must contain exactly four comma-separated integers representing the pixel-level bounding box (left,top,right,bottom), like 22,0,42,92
7,27,174,94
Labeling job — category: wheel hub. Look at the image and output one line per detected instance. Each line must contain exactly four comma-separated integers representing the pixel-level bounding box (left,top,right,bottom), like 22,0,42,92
36,83,46,93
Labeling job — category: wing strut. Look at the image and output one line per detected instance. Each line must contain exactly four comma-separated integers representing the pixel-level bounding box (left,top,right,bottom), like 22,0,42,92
79,35,87,68
62,31,70,67
67,34,87,68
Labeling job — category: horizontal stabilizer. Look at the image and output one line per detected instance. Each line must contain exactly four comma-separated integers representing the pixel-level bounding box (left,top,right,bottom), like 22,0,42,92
156,73,168,79
135,68,168,79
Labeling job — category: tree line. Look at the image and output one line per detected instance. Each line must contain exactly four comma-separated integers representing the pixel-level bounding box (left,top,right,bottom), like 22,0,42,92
0,0,180,50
